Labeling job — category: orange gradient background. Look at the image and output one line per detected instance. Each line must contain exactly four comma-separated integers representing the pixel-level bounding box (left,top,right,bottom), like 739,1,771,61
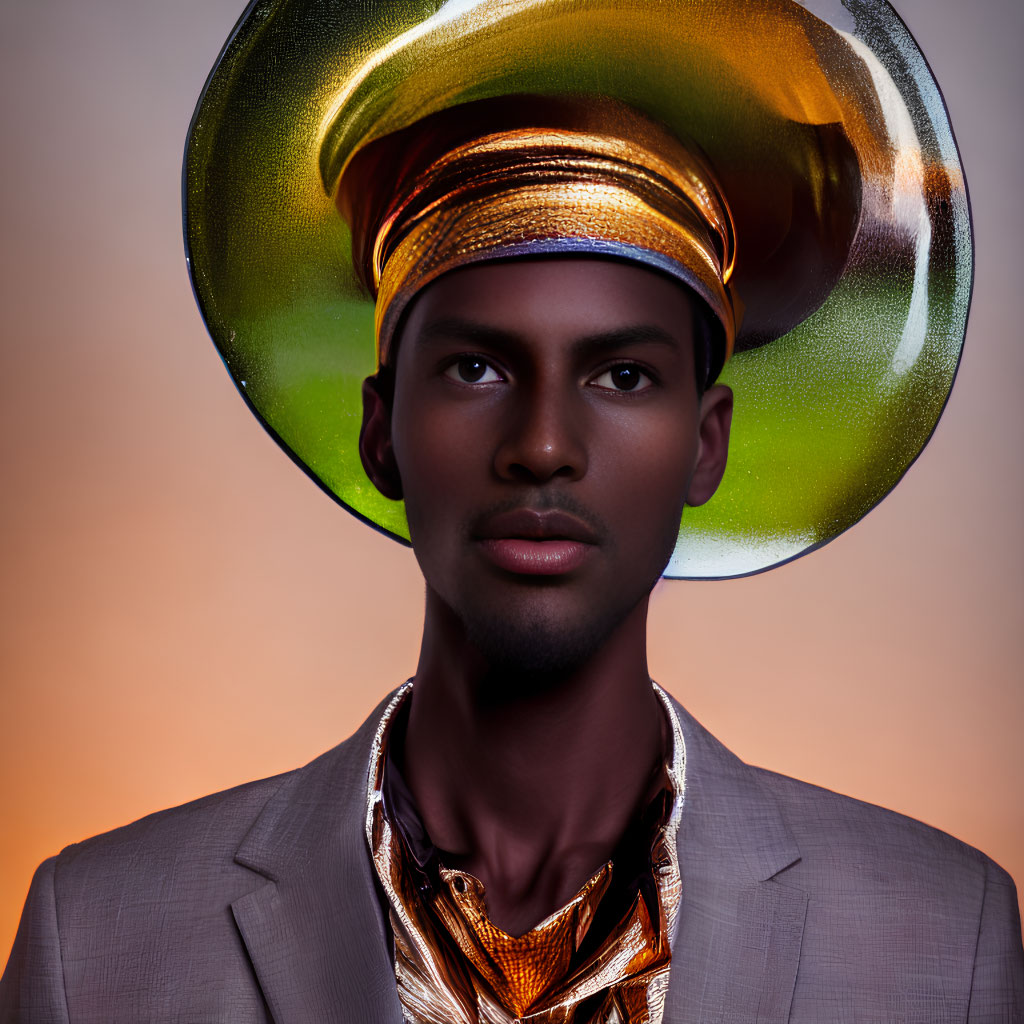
1,0,1022,960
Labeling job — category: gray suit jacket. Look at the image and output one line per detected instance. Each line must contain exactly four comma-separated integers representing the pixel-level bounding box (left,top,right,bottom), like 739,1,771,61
2,691,1022,1022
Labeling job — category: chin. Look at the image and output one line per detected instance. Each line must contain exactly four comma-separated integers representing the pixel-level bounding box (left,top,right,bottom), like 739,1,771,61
468,617,597,682
457,586,646,691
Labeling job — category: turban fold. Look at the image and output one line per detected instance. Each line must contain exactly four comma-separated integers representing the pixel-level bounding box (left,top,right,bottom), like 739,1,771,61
337,96,739,379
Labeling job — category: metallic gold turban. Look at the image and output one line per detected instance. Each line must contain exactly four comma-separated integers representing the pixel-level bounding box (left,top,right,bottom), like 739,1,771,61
184,0,971,579
335,95,742,378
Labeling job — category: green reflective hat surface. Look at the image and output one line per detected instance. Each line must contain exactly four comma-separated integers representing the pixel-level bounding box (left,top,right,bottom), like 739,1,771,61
184,0,971,579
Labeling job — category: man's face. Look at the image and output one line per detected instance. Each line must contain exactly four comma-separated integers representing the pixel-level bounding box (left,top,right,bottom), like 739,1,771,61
361,257,732,674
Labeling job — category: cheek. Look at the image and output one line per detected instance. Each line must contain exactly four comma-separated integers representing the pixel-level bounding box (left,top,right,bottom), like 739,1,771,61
595,415,697,546
391,401,493,530
600,407,698,490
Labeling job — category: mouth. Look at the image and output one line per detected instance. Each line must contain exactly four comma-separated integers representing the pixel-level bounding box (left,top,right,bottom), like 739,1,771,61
472,508,599,576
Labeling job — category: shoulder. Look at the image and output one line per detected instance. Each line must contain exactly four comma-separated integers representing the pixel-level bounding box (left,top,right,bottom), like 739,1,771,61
751,762,1003,894
2,773,302,1021
680,695,1023,1008
753,765,1024,970
52,687,394,888
52,770,293,894
51,713,379,902
669,692,1011,897
670,694,1021,960
751,766,1024,1011
42,694,387,931
1,697,393,1020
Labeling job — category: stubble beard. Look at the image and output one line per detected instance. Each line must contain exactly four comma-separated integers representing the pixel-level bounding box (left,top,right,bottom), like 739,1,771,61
415,492,684,697
453,571,659,698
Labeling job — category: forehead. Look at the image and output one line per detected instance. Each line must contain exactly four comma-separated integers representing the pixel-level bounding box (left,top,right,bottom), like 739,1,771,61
397,256,696,354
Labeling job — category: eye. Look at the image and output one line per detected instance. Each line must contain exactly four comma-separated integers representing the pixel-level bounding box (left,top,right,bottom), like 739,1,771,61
444,356,503,384
591,364,652,392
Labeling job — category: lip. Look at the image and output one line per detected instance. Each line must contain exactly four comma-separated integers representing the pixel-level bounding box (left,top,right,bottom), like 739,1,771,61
473,508,600,544
476,538,593,575
472,508,599,576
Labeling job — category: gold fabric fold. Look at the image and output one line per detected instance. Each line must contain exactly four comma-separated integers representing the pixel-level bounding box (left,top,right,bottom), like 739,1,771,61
364,682,688,1024
337,96,739,372
432,861,616,1016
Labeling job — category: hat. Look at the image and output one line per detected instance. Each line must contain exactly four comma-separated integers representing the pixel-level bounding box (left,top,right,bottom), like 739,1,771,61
184,0,970,579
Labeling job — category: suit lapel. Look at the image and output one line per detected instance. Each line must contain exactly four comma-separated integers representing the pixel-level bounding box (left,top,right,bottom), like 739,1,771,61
662,698,808,1024
230,693,403,1024
225,689,806,1023
665,878,807,1023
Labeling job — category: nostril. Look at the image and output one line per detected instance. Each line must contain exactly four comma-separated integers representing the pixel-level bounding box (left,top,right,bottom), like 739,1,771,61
492,396,588,483
504,459,578,484
496,430,587,483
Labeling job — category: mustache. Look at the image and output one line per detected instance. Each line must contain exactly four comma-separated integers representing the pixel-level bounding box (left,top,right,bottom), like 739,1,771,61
465,493,609,544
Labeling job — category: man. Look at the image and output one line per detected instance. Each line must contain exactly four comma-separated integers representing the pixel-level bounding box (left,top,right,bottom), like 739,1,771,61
3,0,1022,1021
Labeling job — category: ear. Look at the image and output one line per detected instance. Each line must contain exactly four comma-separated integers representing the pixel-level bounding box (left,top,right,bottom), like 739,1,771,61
685,383,733,507
359,374,403,501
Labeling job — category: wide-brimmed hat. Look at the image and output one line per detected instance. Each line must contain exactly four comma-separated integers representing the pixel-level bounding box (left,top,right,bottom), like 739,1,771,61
184,0,970,579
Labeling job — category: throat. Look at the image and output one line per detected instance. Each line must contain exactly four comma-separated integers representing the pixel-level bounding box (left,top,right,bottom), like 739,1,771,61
395,649,669,935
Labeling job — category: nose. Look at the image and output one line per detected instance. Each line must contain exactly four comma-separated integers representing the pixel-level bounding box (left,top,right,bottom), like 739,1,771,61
493,381,588,484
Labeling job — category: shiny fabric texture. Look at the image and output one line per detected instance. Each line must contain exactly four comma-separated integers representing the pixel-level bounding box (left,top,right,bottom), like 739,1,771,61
185,0,972,578
335,97,739,374
365,683,688,1023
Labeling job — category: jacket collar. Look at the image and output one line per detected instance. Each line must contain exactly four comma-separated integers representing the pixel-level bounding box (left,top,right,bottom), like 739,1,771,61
230,691,403,1024
230,687,805,1023
662,694,807,1023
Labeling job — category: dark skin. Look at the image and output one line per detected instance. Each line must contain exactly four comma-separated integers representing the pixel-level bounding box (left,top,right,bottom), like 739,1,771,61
360,257,732,936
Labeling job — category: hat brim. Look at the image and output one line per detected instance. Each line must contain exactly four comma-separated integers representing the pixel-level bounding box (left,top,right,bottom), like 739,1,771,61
184,0,970,579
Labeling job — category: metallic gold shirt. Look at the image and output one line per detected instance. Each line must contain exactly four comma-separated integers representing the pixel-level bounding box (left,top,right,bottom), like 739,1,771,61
365,683,687,1023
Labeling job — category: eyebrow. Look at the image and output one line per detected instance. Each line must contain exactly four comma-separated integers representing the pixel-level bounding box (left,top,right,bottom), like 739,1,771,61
415,317,683,355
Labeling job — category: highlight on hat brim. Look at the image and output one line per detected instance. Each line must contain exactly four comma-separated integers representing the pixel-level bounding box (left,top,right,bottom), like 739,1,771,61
184,0,971,579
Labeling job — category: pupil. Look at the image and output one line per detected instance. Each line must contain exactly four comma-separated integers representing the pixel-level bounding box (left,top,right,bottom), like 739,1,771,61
613,366,639,390
459,358,485,382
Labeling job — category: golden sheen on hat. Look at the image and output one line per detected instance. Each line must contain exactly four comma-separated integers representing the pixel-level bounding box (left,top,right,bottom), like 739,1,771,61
184,0,971,579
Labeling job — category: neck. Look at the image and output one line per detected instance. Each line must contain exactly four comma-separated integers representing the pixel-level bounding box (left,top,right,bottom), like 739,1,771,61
399,588,667,935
